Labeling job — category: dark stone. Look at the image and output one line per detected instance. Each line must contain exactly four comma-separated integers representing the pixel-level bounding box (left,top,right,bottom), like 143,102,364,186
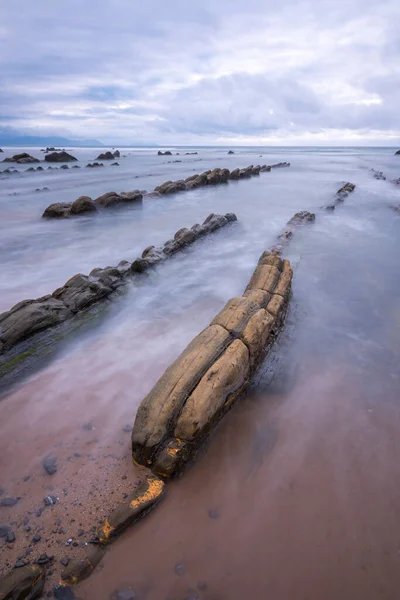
37,554,51,565
6,530,16,542
82,422,93,431
33,534,41,543
225,212,237,222
43,495,57,506
54,584,76,599
175,563,186,576
15,560,28,568
110,590,136,600
0,524,11,538
111,162,119,166
44,151,77,163
60,558,69,567
208,509,219,519
228,150,234,154
95,151,115,160
1,497,18,507
395,150,400,155
2,152,40,164
130,258,149,274
43,456,58,475
60,165,69,169
157,150,172,155
52,273,113,313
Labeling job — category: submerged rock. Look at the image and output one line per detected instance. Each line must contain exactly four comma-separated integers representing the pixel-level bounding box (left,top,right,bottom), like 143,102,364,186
42,203,72,218
43,456,58,475
45,151,77,162
395,150,400,155
70,196,97,215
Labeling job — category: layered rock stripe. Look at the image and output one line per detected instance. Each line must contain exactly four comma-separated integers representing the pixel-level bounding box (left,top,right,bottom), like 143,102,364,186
0,213,237,357
325,182,356,211
42,162,290,219
131,250,294,477
0,565,45,600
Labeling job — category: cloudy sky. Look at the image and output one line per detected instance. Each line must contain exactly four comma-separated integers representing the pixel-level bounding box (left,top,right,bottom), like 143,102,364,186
1,0,399,145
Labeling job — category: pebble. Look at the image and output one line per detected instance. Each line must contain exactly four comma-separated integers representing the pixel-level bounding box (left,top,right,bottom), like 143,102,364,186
54,585,76,599
44,495,58,506
37,554,51,564
60,558,70,567
1,497,18,507
43,456,58,475
33,534,41,543
6,531,16,543
82,422,94,431
15,560,28,568
23,475,30,482
175,563,186,576
25,525,31,532
208,509,219,519
0,524,11,538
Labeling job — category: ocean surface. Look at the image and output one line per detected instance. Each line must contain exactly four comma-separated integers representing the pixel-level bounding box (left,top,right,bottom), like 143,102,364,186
1,146,400,599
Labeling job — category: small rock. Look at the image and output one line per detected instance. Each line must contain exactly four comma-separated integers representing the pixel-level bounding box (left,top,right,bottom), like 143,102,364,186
175,563,186,576
44,495,57,506
25,526,31,532
1,497,18,507
23,475,30,482
82,422,94,431
15,560,28,568
123,424,131,433
60,558,70,566
43,456,58,475
6,530,16,543
54,585,76,599
33,534,41,543
37,554,51,564
111,590,136,600
78,529,84,537
0,524,11,538
208,509,219,519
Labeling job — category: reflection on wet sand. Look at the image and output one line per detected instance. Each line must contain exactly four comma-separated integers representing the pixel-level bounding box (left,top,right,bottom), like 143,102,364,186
78,359,400,600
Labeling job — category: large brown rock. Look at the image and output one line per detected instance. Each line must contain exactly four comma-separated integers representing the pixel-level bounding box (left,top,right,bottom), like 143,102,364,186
95,151,114,160
42,202,72,218
131,324,232,465
70,196,97,215
0,297,72,351
94,191,121,208
174,339,250,442
0,565,45,600
44,151,77,162
119,190,143,202
274,260,293,298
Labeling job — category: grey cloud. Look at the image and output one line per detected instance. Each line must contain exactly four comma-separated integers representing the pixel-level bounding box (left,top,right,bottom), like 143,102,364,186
0,0,399,143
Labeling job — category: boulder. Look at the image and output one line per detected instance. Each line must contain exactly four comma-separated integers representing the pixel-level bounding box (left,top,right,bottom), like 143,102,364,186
113,150,120,158
174,227,196,246
131,324,232,465
0,148,3,152
245,264,281,294
260,165,271,172
86,162,104,168
0,565,45,600
395,150,400,155
119,190,143,202
228,150,234,154
52,274,113,313
111,162,119,166
225,212,238,222
42,202,72,218
70,196,97,215
60,165,69,169
44,151,77,162
3,152,40,164
94,191,121,208
95,151,115,160
0,297,72,350
287,211,316,227
229,168,240,180
130,258,149,273
157,150,172,155
337,182,356,195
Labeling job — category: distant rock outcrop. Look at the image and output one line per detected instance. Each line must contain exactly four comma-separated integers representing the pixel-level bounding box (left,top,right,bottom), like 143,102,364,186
157,150,172,156
2,152,40,164
395,150,400,155
95,151,120,160
44,151,77,163
0,148,3,153
228,150,234,154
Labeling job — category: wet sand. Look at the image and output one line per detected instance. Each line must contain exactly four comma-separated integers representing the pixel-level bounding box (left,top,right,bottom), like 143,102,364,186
77,357,400,600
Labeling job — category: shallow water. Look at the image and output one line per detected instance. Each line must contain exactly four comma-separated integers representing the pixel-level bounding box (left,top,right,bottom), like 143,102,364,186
1,146,400,598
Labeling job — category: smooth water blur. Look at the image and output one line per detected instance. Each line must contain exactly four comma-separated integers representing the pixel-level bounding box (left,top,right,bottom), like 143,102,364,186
1,146,400,598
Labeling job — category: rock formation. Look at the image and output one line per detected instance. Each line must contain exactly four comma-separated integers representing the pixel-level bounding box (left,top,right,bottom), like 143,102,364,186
44,151,77,163
2,152,40,164
0,213,237,355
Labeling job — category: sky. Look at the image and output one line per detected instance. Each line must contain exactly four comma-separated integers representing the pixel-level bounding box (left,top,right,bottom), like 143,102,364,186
1,0,399,146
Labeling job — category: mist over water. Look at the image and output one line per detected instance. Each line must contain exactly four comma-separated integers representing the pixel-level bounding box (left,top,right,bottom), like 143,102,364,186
1,146,400,599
